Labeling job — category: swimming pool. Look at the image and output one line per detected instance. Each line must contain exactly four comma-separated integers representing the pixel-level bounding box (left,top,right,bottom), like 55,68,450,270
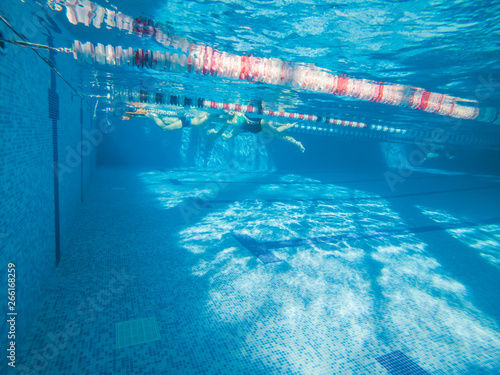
1,1,500,374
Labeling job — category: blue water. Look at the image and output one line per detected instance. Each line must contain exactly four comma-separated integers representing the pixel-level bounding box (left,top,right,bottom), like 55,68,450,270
1,0,500,374
42,0,500,171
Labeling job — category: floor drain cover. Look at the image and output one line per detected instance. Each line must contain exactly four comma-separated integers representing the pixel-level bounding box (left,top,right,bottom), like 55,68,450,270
116,316,161,348
376,350,430,375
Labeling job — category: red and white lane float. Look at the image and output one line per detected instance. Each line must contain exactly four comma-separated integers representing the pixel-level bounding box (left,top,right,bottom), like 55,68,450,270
53,0,500,125
69,34,499,126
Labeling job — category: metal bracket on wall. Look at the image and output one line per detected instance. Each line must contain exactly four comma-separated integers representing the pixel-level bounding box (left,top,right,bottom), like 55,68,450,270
0,31,5,52
0,14,90,106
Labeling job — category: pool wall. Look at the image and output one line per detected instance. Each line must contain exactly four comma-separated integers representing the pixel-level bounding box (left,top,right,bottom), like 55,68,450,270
0,2,96,346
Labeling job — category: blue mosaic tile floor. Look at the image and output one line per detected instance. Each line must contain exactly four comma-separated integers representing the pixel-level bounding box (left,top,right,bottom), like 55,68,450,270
17,168,500,374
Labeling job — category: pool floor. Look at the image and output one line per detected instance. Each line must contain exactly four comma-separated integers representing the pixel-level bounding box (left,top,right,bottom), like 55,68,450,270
19,167,500,374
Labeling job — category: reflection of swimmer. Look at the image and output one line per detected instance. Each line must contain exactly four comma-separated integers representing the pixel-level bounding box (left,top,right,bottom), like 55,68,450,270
424,152,439,160
422,145,456,161
208,112,305,152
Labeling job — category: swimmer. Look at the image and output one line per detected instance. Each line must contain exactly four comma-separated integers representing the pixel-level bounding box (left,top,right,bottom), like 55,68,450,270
208,112,305,152
122,103,210,131
145,113,209,131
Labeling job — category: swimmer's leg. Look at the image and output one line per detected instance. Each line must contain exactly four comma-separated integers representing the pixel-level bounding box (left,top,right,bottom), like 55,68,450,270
208,121,231,139
221,128,242,140
160,120,183,131
124,108,150,120
275,134,305,152
276,122,297,132
262,120,295,134
149,115,182,131
207,128,238,139
160,116,182,124
206,123,239,148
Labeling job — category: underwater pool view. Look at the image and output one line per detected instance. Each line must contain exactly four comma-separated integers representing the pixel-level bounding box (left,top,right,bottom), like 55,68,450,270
1,0,500,374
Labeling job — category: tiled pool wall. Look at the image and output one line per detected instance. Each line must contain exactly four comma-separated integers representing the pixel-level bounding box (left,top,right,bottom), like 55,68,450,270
0,2,96,351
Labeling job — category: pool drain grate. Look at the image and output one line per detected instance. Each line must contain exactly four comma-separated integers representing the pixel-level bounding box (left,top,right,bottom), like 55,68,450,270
116,316,161,348
376,350,430,375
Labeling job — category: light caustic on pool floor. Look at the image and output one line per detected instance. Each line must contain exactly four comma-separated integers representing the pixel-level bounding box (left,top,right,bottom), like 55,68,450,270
138,170,500,374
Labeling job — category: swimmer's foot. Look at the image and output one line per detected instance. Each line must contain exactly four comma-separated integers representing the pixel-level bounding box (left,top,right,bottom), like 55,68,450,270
135,108,150,115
